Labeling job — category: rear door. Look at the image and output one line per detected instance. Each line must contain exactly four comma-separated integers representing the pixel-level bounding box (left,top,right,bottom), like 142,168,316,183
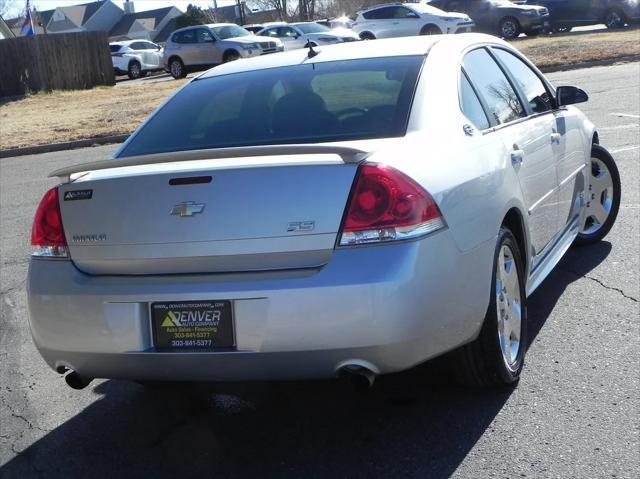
463,47,559,258
194,28,220,65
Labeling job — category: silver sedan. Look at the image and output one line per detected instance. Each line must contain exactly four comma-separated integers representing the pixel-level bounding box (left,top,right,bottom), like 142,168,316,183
27,34,620,390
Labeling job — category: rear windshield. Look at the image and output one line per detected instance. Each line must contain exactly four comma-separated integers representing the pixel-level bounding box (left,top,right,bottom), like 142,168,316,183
109,44,122,52
118,56,423,157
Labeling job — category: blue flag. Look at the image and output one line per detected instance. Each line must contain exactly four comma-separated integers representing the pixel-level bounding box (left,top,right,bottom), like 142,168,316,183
21,0,35,36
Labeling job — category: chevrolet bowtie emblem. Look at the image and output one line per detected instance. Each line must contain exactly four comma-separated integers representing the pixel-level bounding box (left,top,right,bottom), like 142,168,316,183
171,202,205,217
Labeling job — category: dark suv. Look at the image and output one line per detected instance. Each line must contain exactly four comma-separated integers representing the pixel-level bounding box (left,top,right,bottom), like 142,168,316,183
524,0,640,31
427,0,550,38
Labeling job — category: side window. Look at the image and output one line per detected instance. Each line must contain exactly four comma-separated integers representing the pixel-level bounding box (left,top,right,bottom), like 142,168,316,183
180,29,197,44
129,42,144,50
445,0,468,13
196,29,214,43
393,7,419,18
460,73,490,130
279,27,299,37
262,28,278,37
364,7,395,19
171,32,183,43
493,49,553,114
463,48,525,125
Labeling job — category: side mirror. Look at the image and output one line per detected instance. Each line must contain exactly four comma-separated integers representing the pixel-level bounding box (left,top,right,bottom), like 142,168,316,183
556,85,588,106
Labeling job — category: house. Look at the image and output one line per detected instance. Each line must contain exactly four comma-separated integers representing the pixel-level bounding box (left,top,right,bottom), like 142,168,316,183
108,6,182,43
8,0,123,36
0,15,15,39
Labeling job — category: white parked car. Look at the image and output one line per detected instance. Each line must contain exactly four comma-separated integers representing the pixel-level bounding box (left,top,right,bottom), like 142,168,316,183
352,2,475,39
257,22,360,50
110,40,164,80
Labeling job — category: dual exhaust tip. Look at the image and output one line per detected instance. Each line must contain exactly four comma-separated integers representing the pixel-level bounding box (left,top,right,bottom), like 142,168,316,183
61,363,378,391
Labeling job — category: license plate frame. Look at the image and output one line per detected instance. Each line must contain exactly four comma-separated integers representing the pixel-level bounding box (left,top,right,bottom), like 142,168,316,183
150,300,235,351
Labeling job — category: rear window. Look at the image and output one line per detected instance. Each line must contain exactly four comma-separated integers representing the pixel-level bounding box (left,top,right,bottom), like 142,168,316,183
109,44,122,52
118,56,424,158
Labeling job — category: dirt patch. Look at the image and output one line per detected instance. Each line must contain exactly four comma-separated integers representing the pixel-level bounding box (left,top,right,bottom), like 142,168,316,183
1,28,639,151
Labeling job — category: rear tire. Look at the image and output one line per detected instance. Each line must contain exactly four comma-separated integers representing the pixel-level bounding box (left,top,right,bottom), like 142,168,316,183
499,16,521,39
169,57,187,79
359,31,376,40
127,61,142,80
453,227,527,387
574,145,621,246
420,24,442,35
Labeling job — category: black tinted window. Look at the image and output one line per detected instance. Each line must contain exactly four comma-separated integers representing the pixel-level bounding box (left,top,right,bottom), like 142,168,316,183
364,7,395,19
118,56,423,157
196,28,214,43
109,44,121,52
172,30,197,44
463,48,525,124
460,73,490,130
493,49,552,114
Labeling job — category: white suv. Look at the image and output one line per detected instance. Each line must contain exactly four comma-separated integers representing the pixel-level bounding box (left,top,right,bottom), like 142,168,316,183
110,40,164,80
352,2,474,39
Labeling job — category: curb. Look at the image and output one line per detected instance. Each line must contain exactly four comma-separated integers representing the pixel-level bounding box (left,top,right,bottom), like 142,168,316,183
0,134,129,159
538,54,640,73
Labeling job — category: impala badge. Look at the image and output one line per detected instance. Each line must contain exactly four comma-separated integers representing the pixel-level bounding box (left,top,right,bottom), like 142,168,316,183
171,202,205,217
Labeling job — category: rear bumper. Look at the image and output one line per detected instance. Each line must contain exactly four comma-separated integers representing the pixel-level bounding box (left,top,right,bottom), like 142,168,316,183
26,231,495,381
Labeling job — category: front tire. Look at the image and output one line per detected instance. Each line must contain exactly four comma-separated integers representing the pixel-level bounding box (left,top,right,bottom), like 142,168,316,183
223,50,240,63
604,9,625,29
574,145,621,246
453,227,527,387
169,57,187,79
420,24,442,35
499,16,521,39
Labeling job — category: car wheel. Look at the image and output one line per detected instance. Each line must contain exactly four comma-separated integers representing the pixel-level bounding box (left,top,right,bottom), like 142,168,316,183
127,61,142,80
453,227,527,387
420,24,442,35
359,31,376,41
604,9,625,29
223,50,240,63
499,17,521,39
574,145,621,246
169,57,187,79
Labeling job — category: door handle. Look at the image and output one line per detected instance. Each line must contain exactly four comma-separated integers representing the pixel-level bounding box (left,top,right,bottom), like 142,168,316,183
550,133,561,144
511,149,525,165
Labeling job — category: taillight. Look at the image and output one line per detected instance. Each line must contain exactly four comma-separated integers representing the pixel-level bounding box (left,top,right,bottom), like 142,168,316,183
339,163,445,246
111,52,123,57
31,187,68,258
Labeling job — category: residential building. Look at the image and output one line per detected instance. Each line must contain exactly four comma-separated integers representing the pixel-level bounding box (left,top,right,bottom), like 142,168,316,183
108,6,181,43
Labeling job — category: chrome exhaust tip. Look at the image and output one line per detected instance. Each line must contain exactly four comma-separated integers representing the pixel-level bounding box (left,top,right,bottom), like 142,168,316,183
337,362,378,389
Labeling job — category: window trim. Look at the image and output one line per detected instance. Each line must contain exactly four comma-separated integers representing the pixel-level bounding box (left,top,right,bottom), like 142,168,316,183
458,68,491,131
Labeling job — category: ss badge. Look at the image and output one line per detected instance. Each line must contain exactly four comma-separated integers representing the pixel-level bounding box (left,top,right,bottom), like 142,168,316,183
287,221,315,232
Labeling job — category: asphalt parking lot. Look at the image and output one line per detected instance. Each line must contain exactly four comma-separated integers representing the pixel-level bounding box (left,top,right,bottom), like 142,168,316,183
1,62,638,478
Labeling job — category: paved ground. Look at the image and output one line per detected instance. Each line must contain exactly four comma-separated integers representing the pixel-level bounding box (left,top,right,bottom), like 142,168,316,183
1,63,638,478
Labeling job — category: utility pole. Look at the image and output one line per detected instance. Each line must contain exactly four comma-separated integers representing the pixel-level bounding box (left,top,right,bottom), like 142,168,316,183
212,0,218,22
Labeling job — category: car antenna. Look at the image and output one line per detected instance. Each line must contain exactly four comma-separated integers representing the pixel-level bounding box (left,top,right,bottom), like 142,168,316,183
305,41,319,59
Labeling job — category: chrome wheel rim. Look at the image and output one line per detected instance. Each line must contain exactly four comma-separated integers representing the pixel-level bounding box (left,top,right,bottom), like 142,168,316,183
581,158,614,235
502,21,516,37
496,244,522,370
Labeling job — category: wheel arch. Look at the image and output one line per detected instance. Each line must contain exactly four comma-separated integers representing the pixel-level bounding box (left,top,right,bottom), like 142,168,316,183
359,31,376,39
223,48,240,60
420,23,442,34
502,207,529,278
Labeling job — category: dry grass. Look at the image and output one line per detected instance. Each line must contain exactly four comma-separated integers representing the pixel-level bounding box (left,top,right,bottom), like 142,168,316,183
0,79,187,150
516,27,640,68
1,28,639,151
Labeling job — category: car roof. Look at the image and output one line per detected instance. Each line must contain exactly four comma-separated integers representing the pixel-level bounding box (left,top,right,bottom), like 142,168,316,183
197,33,507,80
110,40,153,46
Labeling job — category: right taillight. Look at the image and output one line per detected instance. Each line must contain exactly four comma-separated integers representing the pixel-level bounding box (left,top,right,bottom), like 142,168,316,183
31,187,68,258
339,163,445,246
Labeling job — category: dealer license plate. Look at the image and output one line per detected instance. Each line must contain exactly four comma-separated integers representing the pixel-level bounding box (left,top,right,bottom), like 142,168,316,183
151,300,234,350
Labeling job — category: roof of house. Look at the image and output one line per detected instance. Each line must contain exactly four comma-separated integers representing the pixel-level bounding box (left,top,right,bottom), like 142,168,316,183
6,0,109,35
109,6,175,37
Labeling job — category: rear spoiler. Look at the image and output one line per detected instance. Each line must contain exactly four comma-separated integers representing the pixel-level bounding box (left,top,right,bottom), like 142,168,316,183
49,144,371,182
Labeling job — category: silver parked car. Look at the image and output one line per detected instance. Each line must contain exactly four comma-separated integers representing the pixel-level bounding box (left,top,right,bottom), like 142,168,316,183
28,34,620,390
163,23,284,79
257,22,360,50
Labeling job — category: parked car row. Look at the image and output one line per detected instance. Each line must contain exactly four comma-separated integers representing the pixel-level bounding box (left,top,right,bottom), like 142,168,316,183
523,0,640,32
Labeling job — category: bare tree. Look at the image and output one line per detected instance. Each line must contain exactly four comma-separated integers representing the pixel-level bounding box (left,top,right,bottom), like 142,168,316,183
252,0,289,20
0,0,15,17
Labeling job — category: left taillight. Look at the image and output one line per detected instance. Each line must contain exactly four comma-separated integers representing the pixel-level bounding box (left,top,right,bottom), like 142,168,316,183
31,187,68,258
338,163,446,246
